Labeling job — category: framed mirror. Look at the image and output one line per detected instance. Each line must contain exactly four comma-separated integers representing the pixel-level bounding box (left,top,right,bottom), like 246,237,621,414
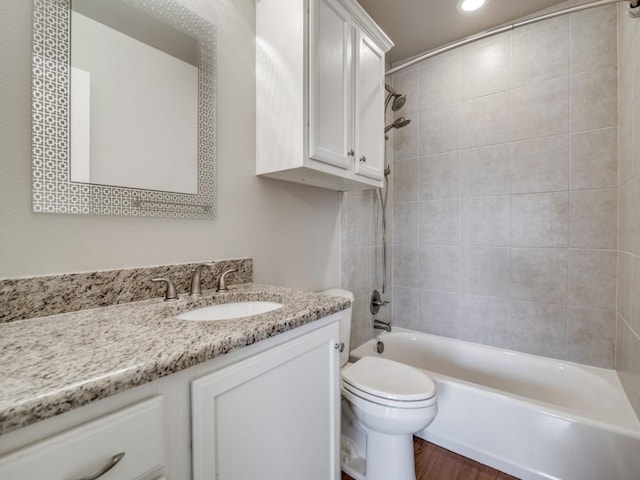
32,0,216,219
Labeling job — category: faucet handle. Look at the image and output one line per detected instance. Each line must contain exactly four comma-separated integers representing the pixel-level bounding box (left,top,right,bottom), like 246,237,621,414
217,268,238,292
152,277,178,301
370,290,389,315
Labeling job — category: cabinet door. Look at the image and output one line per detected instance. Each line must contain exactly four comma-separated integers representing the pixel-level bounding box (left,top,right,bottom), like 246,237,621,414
308,0,353,169
192,322,341,480
354,26,385,181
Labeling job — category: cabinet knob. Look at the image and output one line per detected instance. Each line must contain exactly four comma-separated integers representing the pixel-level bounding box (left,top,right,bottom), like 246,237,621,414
335,342,345,353
359,156,366,163
347,149,355,157
75,452,125,480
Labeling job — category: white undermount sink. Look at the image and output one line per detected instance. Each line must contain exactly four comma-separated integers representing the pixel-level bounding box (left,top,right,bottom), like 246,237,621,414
175,301,284,321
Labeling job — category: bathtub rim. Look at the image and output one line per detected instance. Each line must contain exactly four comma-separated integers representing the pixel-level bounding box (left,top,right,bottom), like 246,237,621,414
350,327,640,439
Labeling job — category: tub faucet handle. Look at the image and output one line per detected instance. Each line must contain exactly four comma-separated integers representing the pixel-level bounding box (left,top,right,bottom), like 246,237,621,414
370,290,389,314
372,298,389,307
217,268,238,292
152,277,178,301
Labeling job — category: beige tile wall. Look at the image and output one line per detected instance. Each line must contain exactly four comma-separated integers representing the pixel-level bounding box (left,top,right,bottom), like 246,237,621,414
390,4,619,368
617,2,640,418
341,190,375,348
340,168,392,349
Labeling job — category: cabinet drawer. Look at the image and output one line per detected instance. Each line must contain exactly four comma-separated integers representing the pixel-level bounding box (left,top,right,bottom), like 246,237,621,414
0,396,165,480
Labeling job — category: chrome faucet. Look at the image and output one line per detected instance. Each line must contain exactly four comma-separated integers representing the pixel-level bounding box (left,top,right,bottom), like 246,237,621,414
373,319,391,332
190,263,215,296
217,268,237,292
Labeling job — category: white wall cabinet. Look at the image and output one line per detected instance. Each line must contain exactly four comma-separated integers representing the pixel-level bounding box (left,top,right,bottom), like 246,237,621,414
256,0,392,191
0,314,343,480
192,322,341,480
353,26,385,181
308,0,352,171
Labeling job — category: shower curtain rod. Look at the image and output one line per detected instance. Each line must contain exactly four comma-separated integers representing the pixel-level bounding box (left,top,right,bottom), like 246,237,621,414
386,0,640,76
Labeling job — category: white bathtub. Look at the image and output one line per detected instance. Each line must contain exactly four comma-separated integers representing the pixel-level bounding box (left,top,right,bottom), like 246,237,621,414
349,328,640,480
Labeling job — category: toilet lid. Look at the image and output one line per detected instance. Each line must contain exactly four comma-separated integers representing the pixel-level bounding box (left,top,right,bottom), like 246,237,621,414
342,356,436,402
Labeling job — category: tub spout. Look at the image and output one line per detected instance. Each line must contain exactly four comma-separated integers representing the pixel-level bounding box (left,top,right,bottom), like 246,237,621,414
373,319,391,332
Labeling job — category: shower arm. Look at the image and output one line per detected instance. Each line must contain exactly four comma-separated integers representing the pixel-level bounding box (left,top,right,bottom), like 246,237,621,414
384,93,394,112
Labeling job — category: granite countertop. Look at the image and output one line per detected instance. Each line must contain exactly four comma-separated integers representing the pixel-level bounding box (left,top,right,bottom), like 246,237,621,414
0,284,350,436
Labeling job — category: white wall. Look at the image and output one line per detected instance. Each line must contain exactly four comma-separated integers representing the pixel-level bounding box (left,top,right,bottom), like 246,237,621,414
0,0,341,292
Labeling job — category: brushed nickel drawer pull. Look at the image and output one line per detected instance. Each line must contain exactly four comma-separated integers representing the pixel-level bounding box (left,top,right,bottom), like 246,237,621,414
77,452,125,480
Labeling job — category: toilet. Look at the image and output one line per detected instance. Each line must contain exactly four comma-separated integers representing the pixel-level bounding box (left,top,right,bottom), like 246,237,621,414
322,289,438,480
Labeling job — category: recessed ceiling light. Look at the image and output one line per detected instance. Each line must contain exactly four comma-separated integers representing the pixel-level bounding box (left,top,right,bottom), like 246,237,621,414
457,0,489,13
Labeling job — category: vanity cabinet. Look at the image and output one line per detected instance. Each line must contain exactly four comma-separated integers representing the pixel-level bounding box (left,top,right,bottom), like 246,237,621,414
256,0,392,191
192,321,341,480
0,314,343,479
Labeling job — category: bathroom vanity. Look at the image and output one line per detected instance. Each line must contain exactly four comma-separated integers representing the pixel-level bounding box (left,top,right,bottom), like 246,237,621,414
0,284,349,479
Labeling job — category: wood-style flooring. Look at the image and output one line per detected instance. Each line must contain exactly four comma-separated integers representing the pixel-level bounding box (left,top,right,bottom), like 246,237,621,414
341,436,518,480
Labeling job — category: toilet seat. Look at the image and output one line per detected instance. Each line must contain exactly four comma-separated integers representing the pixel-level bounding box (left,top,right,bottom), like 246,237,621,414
342,356,436,408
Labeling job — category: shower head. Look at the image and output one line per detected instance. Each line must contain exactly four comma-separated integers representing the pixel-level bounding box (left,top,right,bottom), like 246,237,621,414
384,84,407,112
391,94,406,111
384,117,411,133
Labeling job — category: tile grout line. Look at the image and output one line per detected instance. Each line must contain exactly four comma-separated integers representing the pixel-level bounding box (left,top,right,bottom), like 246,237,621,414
567,10,573,363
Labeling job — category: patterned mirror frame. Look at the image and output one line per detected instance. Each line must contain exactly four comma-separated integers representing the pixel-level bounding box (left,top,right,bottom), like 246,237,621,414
32,0,217,219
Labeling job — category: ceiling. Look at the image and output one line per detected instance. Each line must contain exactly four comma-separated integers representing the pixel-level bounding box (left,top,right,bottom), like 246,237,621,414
357,0,570,65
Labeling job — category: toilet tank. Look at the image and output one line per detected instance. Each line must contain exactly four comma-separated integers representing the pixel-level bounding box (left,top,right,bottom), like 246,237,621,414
320,289,353,367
